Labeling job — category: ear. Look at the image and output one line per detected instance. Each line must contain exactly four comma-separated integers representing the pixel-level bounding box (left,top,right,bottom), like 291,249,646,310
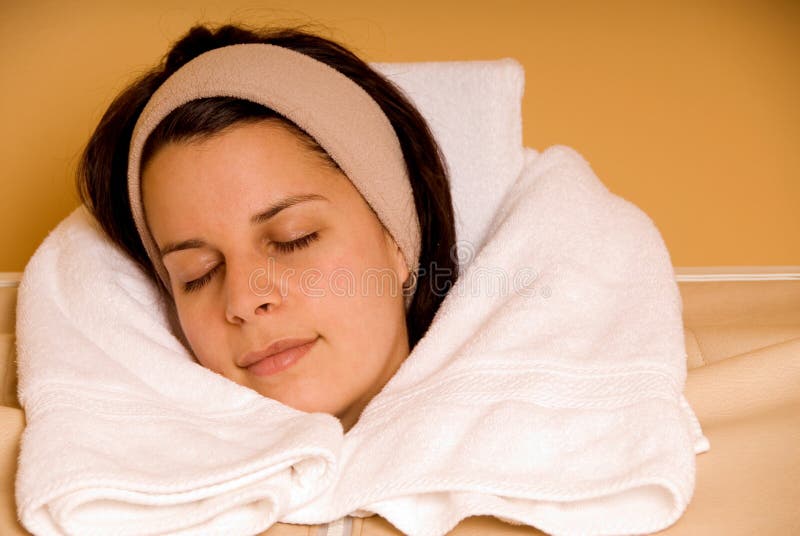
384,227,410,286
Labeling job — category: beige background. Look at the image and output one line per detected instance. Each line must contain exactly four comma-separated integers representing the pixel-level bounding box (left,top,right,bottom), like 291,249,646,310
1,0,798,271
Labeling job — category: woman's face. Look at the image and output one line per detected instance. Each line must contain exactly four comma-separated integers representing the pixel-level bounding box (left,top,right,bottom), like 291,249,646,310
141,120,411,431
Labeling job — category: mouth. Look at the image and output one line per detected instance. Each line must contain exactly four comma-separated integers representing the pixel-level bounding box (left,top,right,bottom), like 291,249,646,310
240,336,319,377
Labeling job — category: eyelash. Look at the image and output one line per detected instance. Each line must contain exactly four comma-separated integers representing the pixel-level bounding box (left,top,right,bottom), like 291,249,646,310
182,232,320,293
273,231,319,254
183,264,220,293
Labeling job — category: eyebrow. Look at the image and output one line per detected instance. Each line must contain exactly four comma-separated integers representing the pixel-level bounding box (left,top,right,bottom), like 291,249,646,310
249,193,328,225
159,193,329,257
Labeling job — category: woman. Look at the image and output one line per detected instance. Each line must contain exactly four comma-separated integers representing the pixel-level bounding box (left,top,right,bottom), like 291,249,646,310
77,23,459,433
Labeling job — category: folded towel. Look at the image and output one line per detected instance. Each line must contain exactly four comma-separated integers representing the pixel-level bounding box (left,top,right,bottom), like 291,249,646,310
15,144,709,536
372,60,525,260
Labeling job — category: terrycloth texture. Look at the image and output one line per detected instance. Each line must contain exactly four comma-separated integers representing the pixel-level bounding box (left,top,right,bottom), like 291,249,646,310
371,60,525,265
15,145,709,536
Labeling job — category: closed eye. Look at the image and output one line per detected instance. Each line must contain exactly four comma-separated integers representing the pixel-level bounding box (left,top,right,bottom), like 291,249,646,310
181,232,320,294
183,263,222,293
273,231,319,254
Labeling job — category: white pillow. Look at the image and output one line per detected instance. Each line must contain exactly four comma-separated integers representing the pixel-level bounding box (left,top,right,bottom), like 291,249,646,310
371,60,526,272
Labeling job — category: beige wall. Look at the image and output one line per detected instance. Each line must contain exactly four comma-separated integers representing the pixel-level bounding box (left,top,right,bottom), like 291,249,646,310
1,0,798,271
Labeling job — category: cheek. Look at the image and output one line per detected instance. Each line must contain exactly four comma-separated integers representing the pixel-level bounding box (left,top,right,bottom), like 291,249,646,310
301,242,400,342
302,247,385,305
175,300,224,370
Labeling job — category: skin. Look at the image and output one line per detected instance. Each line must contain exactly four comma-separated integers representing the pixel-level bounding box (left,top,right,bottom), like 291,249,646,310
141,120,411,433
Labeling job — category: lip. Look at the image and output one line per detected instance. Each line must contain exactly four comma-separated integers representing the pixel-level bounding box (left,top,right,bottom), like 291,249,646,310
239,336,319,377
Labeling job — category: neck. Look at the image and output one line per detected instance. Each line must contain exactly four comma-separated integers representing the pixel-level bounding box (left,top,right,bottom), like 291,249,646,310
338,328,410,434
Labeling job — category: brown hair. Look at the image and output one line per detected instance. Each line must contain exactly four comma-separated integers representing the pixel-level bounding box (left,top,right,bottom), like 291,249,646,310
76,23,458,350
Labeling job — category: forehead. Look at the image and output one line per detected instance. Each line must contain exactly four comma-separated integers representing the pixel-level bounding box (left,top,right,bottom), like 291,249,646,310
141,120,346,197
138,120,371,238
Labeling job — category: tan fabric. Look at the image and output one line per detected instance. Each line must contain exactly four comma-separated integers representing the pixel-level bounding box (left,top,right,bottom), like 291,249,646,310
0,286,18,410
127,44,421,308
0,407,25,536
0,286,15,335
679,280,800,367
3,278,799,534
0,335,16,410
679,280,800,327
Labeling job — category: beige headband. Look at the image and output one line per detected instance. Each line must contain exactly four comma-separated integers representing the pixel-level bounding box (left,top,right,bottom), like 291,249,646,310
127,43,421,309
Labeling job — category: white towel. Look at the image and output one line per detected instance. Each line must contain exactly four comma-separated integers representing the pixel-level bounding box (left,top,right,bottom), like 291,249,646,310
372,60,526,261
15,144,709,536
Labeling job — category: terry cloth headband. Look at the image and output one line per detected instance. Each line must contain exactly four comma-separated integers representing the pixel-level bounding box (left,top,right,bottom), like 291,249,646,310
127,43,421,309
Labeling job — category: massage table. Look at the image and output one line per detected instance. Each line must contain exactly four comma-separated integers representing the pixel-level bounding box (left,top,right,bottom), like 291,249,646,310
1,269,798,535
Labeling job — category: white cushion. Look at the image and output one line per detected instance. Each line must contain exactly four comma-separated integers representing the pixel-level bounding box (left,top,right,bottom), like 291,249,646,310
371,60,526,271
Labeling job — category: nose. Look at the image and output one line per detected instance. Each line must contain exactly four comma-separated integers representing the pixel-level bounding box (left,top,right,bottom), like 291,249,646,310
224,255,284,324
